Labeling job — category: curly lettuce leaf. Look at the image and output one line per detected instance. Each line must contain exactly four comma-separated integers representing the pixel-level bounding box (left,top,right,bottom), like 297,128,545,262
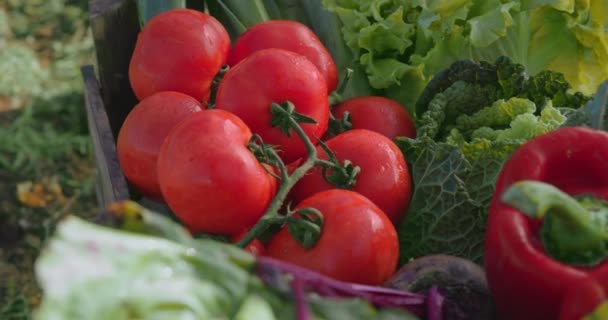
454,98,536,136
416,57,584,124
450,98,566,142
528,3,608,95
414,57,521,117
323,0,608,109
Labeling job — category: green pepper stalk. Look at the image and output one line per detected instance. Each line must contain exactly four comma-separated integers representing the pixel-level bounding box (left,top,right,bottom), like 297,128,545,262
502,180,608,266
235,101,359,249
205,0,270,41
206,65,230,108
583,301,608,320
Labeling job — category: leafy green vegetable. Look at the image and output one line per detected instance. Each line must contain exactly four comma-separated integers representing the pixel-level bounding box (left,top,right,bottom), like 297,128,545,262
136,0,185,27
397,136,516,263
33,203,423,319
205,0,271,40
563,81,608,130
34,217,257,320
396,57,589,264
322,0,608,111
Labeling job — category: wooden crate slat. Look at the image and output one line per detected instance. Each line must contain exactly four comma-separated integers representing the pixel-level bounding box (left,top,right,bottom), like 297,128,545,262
89,0,140,139
82,65,130,206
85,0,193,215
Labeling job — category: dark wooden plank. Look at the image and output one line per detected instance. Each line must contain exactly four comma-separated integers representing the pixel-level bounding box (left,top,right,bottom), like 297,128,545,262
86,0,186,216
81,65,130,206
89,0,140,139
188,0,205,11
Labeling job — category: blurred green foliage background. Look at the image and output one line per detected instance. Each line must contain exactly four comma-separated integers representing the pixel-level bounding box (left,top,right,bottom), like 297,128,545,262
0,0,97,318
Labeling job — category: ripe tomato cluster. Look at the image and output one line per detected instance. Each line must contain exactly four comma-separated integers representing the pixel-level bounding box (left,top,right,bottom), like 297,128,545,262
118,9,416,286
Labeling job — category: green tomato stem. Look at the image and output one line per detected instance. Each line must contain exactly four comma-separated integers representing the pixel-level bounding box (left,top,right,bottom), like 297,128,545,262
206,65,230,109
501,180,608,266
235,104,322,248
328,68,354,106
314,159,335,168
327,111,352,137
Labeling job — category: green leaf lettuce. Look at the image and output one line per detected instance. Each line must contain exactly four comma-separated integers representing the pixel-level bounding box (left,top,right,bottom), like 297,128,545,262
323,0,608,112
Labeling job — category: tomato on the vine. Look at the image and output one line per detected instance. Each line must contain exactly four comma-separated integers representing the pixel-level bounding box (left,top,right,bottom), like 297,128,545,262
215,48,329,163
290,129,412,225
266,189,399,286
129,9,230,101
227,20,338,92
332,96,416,140
157,109,277,235
117,91,203,200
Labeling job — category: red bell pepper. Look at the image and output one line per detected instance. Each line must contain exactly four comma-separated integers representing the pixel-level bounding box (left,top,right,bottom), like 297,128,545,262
485,126,608,320
559,268,608,320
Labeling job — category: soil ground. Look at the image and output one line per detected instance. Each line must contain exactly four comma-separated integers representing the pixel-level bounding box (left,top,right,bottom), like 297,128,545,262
0,1,97,318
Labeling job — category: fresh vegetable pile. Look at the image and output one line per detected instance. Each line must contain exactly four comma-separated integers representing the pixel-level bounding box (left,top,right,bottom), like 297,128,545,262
322,0,608,109
33,1,608,319
34,202,430,319
396,56,589,263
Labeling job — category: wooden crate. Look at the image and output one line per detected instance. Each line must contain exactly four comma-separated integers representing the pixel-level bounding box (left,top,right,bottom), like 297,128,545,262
82,65,129,207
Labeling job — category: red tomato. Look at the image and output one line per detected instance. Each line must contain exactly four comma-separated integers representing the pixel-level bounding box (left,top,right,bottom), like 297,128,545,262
227,20,338,92
117,91,203,200
129,9,230,101
266,189,399,285
157,109,277,235
231,231,267,256
215,48,329,163
332,96,416,140
290,129,411,225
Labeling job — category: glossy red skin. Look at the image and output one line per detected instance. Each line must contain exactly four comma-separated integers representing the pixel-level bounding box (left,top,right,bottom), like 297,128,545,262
332,96,416,140
227,20,338,92
215,48,329,163
157,109,277,235
266,189,399,285
558,267,608,320
485,127,608,320
117,91,202,200
231,231,267,256
290,129,411,225
129,9,230,101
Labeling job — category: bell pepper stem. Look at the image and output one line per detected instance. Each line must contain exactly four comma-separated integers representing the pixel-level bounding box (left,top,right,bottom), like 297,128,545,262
584,302,608,320
501,181,590,220
501,180,608,266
